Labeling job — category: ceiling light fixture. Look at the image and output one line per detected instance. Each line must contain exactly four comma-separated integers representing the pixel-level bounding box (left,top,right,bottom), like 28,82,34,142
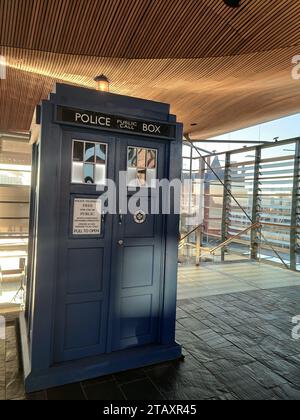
94,74,110,92
223,0,242,8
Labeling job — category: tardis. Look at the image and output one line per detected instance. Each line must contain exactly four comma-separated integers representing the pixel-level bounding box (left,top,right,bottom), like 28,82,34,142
20,83,183,393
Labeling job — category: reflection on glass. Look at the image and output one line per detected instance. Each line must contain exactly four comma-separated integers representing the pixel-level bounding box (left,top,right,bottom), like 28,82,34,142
137,149,146,169
147,150,156,169
96,144,107,164
73,141,84,162
128,147,137,167
137,169,147,186
127,147,158,187
85,143,95,163
84,164,94,184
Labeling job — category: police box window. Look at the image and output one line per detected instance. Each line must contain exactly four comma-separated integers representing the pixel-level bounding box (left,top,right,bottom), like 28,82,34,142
72,140,107,185
127,147,157,187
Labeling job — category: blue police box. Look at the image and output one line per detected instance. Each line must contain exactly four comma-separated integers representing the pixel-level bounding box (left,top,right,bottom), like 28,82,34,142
20,83,183,393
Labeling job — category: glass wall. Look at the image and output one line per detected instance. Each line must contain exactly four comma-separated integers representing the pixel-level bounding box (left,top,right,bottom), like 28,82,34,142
180,139,300,270
0,135,31,306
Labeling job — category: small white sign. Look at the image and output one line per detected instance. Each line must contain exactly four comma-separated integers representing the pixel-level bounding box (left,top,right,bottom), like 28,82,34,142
73,198,101,236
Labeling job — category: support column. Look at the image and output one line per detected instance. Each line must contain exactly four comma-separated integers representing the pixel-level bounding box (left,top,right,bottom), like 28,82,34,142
221,152,231,262
251,147,261,260
290,140,300,271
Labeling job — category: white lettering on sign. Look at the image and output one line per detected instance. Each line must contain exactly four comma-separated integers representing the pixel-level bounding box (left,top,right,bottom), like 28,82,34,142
117,119,138,131
75,113,111,128
73,198,101,236
142,123,161,134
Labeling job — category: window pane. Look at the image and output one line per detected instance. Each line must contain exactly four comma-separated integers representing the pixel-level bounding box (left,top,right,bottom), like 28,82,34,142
73,141,84,162
137,149,146,169
147,149,156,169
72,162,83,183
84,164,94,184
85,143,95,163
128,147,137,168
96,144,107,164
146,168,157,186
127,167,138,187
137,169,147,186
95,164,106,185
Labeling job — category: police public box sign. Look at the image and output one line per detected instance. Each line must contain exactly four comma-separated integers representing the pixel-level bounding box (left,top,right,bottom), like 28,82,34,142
56,106,175,139
73,198,101,236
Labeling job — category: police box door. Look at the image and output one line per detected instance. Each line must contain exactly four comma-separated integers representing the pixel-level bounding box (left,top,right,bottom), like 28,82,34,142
109,137,167,352
54,130,115,363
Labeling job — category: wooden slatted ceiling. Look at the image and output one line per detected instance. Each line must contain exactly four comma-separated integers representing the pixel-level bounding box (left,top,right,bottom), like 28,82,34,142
0,0,300,138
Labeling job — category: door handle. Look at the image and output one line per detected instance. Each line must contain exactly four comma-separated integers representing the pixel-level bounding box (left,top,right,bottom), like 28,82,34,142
118,240,124,246
118,211,123,225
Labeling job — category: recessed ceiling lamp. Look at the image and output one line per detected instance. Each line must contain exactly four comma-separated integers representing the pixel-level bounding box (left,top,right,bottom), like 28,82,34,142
223,0,242,7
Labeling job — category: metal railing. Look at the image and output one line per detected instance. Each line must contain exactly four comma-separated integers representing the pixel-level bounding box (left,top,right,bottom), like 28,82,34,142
179,217,300,267
180,137,300,271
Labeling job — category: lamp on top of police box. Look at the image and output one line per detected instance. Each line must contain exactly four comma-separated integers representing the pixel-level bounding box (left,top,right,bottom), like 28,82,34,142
94,74,110,92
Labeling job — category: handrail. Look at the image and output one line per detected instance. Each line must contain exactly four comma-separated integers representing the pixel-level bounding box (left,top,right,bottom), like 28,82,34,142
179,220,297,266
209,222,261,255
180,221,300,247
180,224,202,243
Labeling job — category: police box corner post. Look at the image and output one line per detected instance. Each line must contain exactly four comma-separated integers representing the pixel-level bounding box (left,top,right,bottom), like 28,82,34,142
0,315,5,341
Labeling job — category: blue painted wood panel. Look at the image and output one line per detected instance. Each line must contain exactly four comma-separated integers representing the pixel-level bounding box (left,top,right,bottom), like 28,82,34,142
54,130,116,363
110,137,166,352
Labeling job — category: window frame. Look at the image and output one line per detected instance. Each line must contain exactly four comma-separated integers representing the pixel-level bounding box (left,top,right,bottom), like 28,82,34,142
71,139,108,185
126,146,158,188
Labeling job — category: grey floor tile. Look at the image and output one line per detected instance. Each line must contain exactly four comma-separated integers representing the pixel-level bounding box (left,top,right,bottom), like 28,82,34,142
84,380,125,400
120,378,164,400
114,368,147,385
47,383,86,400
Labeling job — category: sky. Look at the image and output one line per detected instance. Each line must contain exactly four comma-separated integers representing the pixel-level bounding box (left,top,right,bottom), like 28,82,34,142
200,113,300,153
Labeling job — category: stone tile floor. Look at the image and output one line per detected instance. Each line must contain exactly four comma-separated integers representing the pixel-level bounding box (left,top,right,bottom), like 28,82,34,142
1,285,300,400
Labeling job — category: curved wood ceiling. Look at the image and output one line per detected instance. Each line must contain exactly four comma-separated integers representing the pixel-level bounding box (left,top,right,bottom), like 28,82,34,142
0,0,300,138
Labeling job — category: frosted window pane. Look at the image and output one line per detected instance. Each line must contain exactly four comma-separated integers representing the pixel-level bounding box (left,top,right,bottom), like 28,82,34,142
146,168,157,186
137,169,147,186
95,164,106,185
84,164,94,184
127,168,138,187
72,162,83,183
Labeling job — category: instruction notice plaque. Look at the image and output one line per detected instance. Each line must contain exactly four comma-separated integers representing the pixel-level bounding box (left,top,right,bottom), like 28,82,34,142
73,198,101,235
